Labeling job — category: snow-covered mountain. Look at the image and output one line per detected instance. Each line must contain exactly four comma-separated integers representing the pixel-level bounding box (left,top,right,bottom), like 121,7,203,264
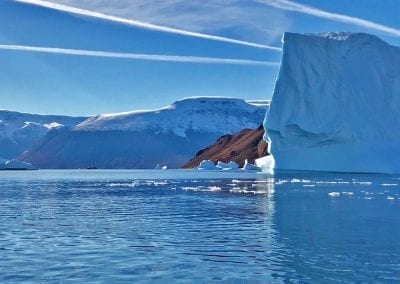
21,97,269,168
76,97,269,136
0,110,86,159
264,32,400,173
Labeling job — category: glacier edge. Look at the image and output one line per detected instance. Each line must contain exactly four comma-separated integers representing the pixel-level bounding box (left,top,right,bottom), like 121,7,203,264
264,32,400,173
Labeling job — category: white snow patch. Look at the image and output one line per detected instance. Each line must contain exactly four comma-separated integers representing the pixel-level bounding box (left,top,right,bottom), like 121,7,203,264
76,97,267,138
44,122,64,129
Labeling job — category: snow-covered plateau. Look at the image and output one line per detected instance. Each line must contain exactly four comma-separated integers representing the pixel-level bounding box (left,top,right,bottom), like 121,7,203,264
264,32,400,173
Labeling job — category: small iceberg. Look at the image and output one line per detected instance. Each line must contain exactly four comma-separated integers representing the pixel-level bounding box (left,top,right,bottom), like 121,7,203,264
0,159,35,170
196,159,259,172
242,159,261,172
255,155,275,174
197,160,219,170
155,164,168,170
216,161,240,171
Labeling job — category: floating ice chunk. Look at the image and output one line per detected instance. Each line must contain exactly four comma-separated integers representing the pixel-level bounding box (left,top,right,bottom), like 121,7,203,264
3,159,35,170
216,161,230,169
255,155,274,174
328,192,341,197
216,161,239,171
181,186,199,191
108,182,137,188
227,161,239,170
181,185,221,192
207,186,222,192
354,181,373,185
242,159,261,172
387,196,395,200
155,164,167,170
197,160,219,170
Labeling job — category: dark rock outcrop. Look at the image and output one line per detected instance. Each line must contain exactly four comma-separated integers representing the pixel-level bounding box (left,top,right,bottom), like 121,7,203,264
182,125,268,168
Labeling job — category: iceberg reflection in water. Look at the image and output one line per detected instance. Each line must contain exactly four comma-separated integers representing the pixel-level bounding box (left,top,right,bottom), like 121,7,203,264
0,170,399,282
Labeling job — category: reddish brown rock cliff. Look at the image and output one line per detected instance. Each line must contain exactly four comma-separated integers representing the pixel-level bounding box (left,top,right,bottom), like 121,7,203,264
182,125,268,168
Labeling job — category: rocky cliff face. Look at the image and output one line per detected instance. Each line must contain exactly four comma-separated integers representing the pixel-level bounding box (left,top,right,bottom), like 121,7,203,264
183,125,268,168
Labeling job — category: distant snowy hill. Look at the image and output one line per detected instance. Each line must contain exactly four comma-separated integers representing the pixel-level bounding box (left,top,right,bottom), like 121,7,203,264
0,110,86,159
265,32,400,173
21,97,269,169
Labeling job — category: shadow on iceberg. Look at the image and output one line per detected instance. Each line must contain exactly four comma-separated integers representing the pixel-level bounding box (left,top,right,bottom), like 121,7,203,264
264,32,400,174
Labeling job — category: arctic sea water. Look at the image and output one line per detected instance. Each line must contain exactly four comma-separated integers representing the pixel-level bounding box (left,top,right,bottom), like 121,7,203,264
1,170,399,282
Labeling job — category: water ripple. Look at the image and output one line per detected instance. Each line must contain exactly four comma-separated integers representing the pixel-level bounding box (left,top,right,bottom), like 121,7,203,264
0,170,399,282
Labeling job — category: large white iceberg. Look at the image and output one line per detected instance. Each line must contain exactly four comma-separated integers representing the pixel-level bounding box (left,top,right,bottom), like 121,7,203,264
265,32,400,173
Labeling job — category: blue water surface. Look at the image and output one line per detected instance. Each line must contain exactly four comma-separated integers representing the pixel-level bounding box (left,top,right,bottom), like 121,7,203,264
0,170,399,282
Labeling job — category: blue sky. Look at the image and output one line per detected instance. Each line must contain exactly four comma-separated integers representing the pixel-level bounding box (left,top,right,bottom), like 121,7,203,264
1,0,399,115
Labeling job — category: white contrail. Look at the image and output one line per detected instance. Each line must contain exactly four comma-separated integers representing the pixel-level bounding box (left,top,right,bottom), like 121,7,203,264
15,0,282,51
0,44,280,66
261,0,400,37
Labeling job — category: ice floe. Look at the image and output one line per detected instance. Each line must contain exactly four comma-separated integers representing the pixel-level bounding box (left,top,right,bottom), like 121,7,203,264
197,160,219,170
0,158,35,170
242,159,261,172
